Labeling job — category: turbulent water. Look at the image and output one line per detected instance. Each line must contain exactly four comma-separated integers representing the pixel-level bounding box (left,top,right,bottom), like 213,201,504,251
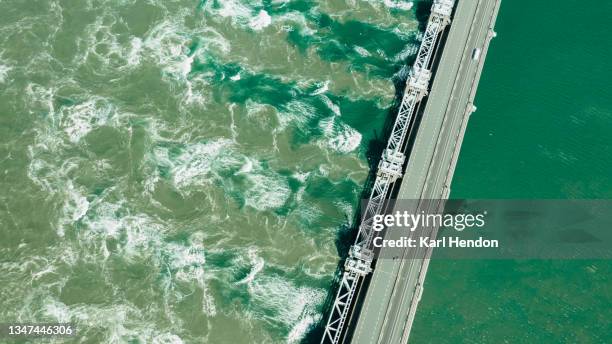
0,0,421,342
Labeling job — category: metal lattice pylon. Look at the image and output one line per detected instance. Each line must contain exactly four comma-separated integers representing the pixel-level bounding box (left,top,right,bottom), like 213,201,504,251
320,1,455,343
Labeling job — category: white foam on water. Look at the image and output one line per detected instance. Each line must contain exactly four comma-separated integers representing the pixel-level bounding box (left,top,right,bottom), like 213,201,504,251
230,73,241,81
58,181,90,237
249,10,272,31
179,54,194,78
82,201,122,238
60,97,119,143
140,17,226,107
23,88,117,239
25,86,125,152
39,296,185,344
245,100,278,130
318,117,362,153
383,0,414,11
335,201,355,226
76,196,219,315
160,239,217,316
126,37,143,67
292,201,324,227
237,156,257,175
246,100,268,118
152,139,238,190
414,31,425,41
209,0,255,29
286,313,319,344
236,247,265,285
75,15,144,70
24,83,59,131
27,155,63,196
248,275,324,342
301,252,338,279
275,11,316,36
318,164,329,177
354,45,371,57
202,28,232,55
152,333,184,344
164,242,206,272
311,80,330,96
394,43,419,62
0,63,11,83
76,199,166,264
244,172,291,211
44,298,71,323
292,171,310,183
277,100,316,132
329,126,362,153
143,19,197,81
228,103,239,141
320,94,341,116
217,0,252,19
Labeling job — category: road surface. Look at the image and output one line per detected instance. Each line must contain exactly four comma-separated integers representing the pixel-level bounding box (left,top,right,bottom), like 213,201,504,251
349,0,501,343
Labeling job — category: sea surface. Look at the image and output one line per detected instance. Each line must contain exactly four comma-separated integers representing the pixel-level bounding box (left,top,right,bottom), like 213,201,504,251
0,0,423,343
411,0,612,343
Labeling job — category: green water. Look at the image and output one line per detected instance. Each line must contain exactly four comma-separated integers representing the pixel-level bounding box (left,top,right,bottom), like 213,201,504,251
2,0,610,343
410,1,612,343
0,0,426,343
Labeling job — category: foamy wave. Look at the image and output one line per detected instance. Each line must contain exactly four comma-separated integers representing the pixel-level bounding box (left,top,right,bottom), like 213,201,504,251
292,201,324,227
292,171,310,183
301,252,339,279
236,247,265,285
237,156,257,175
393,43,419,62
244,172,291,211
152,139,238,190
208,0,255,29
383,0,414,11
320,95,341,116
277,100,316,132
0,63,11,83
164,242,206,275
311,80,330,96
41,297,185,344
245,100,278,130
58,181,90,237
142,17,230,106
75,15,141,70
354,46,371,57
276,11,316,36
143,19,195,78
152,333,184,344
287,313,319,344
249,10,272,31
248,275,324,342
318,117,362,153
127,37,143,67
25,84,126,146
60,97,119,143
78,200,165,262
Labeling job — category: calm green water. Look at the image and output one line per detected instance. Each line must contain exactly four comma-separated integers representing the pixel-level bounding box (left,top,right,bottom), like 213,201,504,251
411,1,612,343
0,0,423,343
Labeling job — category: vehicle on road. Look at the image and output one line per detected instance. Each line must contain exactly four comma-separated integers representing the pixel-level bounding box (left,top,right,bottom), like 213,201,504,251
472,47,481,60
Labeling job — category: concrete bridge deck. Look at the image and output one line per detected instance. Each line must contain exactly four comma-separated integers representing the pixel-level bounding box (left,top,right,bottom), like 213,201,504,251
349,0,501,343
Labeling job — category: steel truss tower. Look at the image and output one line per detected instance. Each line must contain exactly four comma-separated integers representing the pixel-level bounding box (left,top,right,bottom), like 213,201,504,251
320,1,455,343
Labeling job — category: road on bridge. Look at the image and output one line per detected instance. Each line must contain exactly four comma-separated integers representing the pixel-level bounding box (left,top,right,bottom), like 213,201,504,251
350,0,501,343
